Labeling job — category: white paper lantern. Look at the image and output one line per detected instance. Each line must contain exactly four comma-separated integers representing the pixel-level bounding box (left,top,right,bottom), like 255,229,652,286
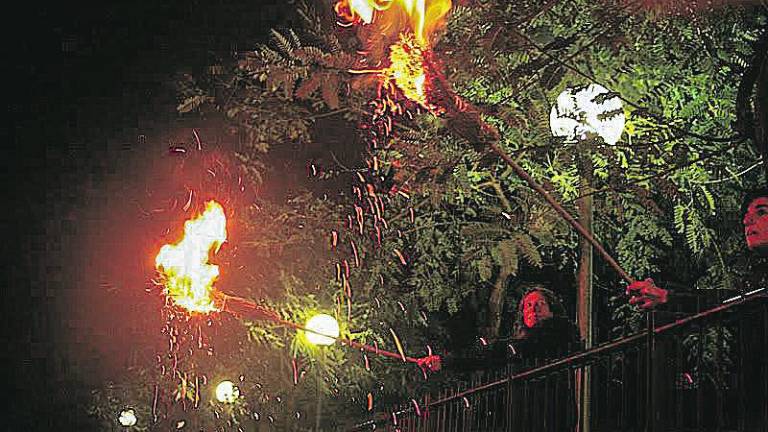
305,314,340,346
550,84,625,145
215,380,240,404
118,408,137,427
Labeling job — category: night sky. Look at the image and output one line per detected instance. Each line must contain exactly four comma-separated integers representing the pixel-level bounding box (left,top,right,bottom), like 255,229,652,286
6,1,296,429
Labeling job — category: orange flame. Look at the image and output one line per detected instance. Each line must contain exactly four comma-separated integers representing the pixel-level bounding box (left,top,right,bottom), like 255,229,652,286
155,201,227,313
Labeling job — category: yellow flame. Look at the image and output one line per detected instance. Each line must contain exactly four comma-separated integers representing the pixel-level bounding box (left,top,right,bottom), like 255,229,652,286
388,34,429,108
155,201,227,313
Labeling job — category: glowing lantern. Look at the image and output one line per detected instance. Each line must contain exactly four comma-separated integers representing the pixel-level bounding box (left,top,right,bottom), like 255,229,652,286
215,380,240,404
118,408,137,427
550,84,625,145
155,201,227,313
305,314,340,346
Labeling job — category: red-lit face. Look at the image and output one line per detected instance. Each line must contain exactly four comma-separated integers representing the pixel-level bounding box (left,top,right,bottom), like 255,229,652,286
743,197,768,252
522,291,553,329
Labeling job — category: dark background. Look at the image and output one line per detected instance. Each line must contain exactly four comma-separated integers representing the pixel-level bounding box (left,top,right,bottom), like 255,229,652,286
5,1,296,428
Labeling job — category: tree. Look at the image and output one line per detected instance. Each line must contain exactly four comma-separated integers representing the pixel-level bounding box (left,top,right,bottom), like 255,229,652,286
90,1,767,429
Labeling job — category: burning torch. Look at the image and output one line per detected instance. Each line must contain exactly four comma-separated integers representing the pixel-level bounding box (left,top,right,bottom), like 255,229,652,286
337,0,636,285
155,201,428,367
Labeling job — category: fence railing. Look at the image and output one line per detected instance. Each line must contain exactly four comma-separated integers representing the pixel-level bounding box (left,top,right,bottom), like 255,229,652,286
349,290,768,431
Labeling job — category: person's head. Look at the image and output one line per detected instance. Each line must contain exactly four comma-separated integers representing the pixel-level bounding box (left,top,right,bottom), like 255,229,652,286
514,285,565,330
741,187,768,252
520,290,553,328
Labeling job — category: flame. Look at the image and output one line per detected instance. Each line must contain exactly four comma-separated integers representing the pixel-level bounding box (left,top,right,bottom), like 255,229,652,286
387,34,430,108
155,201,227,313
337,0,451,109
337,0,451,45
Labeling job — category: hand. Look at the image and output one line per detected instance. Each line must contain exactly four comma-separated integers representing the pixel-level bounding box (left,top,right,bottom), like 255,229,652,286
627,278,668,310
416,354,442,373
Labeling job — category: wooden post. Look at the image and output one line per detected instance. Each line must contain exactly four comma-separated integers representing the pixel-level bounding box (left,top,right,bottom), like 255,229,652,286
315,352,323,431
576,162,594,432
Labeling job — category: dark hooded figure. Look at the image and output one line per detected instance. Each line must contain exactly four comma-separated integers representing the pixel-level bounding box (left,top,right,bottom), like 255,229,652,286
508,286,580,369
415,285,580,431
624,186,768,430
628,185,768,306
417,284,580,373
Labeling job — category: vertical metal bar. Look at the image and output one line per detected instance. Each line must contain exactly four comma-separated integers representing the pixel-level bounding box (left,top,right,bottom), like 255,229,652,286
638,344,645,429
522,374,527,431
437,389,445,432
602,355,610,429
738,314,746,432
504,367,512,431
491,375,498,431
620,352,628,430
763,301,768,430
458,388,464,432
544,375,549,430
444,389,452,432
696,321,704,430
596,359,604,428
469,379,481,430
458,393,465,432
645,312,654,432
674,330,683,430
508,371,516,431
482,378,489,431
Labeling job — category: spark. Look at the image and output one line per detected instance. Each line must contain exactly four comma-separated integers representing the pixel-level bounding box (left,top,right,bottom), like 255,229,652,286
393,249,407,265
351,239,360,267
411,399,421,417
389,328,407,362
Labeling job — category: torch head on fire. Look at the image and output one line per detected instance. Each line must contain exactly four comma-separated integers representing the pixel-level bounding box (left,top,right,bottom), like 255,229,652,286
338,0,452,111
155,200,227,314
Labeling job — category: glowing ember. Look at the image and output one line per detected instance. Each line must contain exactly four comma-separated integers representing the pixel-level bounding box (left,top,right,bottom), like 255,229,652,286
155,201,227,313
388,34,429,108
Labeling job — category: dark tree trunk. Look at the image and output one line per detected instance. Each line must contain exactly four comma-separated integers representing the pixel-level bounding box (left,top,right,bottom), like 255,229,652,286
483,267,511,341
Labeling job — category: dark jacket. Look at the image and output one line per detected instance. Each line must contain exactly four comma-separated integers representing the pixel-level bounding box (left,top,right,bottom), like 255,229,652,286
446,317,581,374
509,317,581,369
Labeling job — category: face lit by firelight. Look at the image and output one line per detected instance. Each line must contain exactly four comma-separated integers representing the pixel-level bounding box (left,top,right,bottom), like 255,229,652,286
522,290,553,329
744,197,768,252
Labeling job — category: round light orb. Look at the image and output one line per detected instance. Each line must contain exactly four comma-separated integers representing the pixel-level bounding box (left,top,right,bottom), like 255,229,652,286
215,380,240,404
550,84,625,145
305,314,340,346
118,408,137,427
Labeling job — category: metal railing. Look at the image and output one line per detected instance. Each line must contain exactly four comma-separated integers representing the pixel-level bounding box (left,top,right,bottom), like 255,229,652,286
350,291,768,431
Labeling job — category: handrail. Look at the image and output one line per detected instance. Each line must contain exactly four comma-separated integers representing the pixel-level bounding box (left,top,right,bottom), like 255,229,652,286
350,290,767,430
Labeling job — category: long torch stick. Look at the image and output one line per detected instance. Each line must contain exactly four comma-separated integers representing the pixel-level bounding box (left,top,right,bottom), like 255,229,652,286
425,56,635,285
488,142,633,284
216,292,421,363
